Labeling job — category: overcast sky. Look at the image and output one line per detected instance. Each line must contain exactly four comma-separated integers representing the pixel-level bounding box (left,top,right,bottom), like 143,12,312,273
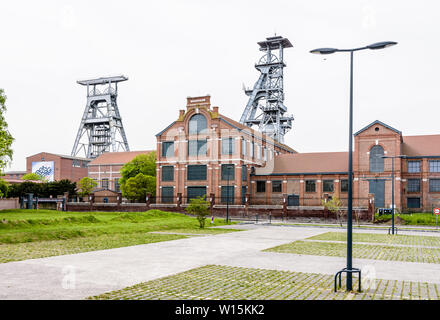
1,0,438,171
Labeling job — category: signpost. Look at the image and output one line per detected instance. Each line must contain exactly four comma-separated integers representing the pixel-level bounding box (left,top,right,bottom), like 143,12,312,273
434,208,440,230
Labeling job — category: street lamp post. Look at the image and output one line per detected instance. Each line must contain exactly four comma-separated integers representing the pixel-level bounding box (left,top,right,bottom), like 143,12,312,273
311,41,397,292
382,155,407,235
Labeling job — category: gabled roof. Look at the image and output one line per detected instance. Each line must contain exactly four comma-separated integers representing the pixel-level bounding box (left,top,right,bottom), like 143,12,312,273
354,120,402,136
88,150,154,166
402,135,440,157
255,152,349,175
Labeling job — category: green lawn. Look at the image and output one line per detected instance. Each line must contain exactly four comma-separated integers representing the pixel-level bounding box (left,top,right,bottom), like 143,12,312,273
89,265,437,300
375,212,440,226
0,209,239,262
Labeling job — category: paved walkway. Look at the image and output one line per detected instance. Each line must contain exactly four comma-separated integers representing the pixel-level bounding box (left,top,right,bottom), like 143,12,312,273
1,224,440,299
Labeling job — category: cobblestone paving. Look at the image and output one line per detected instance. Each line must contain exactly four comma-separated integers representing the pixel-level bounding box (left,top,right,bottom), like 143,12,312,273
0,233,186,263
264,240,440,264
89,265,439,300
310,232,440,247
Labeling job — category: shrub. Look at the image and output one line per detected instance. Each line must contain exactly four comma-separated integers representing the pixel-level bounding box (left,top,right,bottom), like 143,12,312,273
185,195,210,228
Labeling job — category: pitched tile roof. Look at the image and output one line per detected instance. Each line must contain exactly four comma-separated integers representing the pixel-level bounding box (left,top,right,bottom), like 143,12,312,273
256,152,349,175
402,135,440,157
88,150,155,166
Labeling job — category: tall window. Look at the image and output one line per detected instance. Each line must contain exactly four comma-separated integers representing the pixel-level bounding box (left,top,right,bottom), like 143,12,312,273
429,161,440,173
250,142,254,158
242,139,247,156
114,178,120,192
222,138,235,155
221,186,234,204
241,165,247,182
162,187,174,203
162,166,174,181
101,178,109,189
408,161,421,173
221,164,235,180
323,180,334,192
272,181,282,193
188,114,207,134
305,180,316,192
370,145,384,173
407,179,420,192
162,141,174,157
256,181,266,193
187,165,207,181
340,179,348,193
430,179,440,192
188,139,207,156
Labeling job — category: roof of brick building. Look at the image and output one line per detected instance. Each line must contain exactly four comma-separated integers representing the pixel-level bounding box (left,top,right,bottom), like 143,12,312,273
88,150,155,166
256,151,349,175
402,135,440,157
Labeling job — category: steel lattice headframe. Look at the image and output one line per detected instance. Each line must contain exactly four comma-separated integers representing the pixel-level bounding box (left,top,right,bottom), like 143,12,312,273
239,36,294,143
71,75,130,159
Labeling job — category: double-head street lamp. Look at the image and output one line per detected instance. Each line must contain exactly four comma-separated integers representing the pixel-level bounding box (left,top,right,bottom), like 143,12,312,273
382,155,407,235
310,41,397,292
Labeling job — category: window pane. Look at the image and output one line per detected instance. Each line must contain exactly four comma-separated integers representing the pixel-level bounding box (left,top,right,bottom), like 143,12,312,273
370,145,384,173
162,141,174,157
323,180,334,192
187,165,207,180
162,166,174,181
188,114,207,134
241,165,247,182
256,181,266,193
408,161,420,173
430,161,440,173
102,178,109,189
341,179,348,192
162,187,174,203
114,178,120,193
221,164,235,180
221,186,234,204
242,140,246,156
407,197,420,208
187,187,207,202
222,138,234,155
407,179,420,192
430,179,440,192
272,181,282,193
305,180,316,192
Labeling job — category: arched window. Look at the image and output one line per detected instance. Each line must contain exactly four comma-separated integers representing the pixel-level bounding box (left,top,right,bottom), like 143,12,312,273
188,114,207,134
370,145,384,172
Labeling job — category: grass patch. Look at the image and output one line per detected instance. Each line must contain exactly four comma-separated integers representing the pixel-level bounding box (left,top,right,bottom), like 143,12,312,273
375,213,440,226
309,232,440,247
0,209,239,262
264,239,440,264
88,265,437,300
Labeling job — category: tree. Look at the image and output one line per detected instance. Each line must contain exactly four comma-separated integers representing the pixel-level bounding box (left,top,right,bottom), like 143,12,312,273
186,195,210,228
122,173,156,202
78,177,97,197
0,178,8,197
120,152,157,200
0,89,14,173
120,152,156,186
22,173,43,181
322,196,344,226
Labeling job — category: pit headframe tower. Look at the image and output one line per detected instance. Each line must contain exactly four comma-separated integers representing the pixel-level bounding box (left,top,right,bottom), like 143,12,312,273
71,76,130,159
239,36,294,143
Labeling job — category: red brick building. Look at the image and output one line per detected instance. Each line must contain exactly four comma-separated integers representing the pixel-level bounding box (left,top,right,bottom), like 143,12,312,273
156,95,296,204
26,152,90,183
87,150,154,192
156,97,440,213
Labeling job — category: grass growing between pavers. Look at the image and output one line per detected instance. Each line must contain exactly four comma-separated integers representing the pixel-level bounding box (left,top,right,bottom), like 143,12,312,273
264,231,440,264
309,232,440,247
0,209,239,263
88,265,439,300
